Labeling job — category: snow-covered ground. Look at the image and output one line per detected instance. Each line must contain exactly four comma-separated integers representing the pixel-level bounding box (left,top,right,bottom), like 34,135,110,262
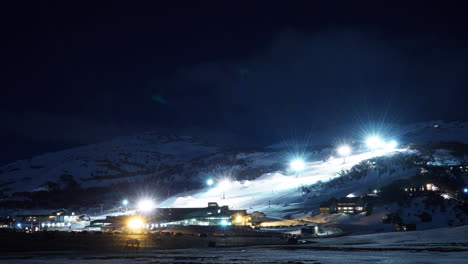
1,226,467,264
0,133,219,194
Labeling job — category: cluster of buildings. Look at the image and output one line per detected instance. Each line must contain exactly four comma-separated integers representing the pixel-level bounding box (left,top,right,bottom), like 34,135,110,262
319,196,369,215
448,165,468,173
405,183,439,193
92,202,252,232
1,203,253,233
1,209,80,232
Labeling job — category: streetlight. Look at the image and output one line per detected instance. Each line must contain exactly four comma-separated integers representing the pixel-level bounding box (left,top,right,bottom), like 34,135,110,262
463,187,468,194
218,180,230,199
121,199,129,212
137,199,155,212
127,217,145,230
337,145,351,163
206,179,214,187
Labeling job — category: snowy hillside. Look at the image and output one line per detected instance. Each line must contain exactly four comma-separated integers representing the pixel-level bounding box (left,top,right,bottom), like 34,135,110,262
161,121,468,221
160,149,414,218
0,133,216,194
0,132,290,207
0,120,467,215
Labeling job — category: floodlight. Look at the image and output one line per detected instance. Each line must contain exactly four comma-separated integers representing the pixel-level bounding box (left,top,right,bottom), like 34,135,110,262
337,145,351,156
206,179,214,186
137,199,155,212
290,159,305,171
218,180,230,189
366,136,384,149
122,199,128,206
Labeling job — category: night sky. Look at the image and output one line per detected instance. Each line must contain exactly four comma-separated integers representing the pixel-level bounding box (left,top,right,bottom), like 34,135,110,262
1,2,467,165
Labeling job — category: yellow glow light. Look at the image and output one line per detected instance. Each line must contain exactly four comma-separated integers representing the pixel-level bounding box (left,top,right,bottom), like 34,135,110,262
128,218,144,229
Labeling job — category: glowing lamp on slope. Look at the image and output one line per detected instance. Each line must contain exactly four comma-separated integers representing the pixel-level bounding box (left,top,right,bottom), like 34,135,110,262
206,179,214,186
337,145,351,156
366,136,385,150
218,180,231,189
290,159,305,172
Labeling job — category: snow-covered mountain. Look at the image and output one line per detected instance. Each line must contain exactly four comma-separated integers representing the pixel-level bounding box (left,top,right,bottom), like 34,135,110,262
160,121,468,226
1,133,217,193
1,121,467,218
0,132,292,209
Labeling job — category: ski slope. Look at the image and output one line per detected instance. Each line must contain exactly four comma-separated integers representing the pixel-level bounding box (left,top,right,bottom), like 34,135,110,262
161,148,408,218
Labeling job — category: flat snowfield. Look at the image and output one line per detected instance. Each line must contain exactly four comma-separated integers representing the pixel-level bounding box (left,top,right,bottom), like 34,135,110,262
0,247,466,264
2,226,467,264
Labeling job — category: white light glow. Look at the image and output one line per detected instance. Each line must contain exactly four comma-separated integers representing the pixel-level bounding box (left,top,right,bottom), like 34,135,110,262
206,179,214,186
337,145,351,156
138,199,155,212
290,159,305,171
122,199,128,206
218,180,231,189
366,136,385,149
385,140,398,150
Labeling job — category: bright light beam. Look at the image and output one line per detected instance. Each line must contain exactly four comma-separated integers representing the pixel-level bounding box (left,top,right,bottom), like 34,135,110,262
218,180,231,189
337,145,351,164
128,217,144,229
337,145,351,156
366,136,385,150
206,179,214,186
290,159,305,172
137,199,155,212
